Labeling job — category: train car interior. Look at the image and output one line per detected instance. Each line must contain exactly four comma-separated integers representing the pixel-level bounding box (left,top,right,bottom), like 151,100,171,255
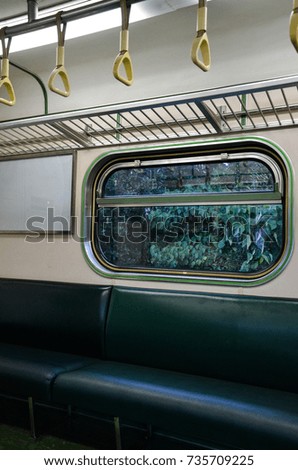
0,0,298,450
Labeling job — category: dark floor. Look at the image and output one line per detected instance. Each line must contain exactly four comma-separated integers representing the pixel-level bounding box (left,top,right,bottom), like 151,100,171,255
0,423,93,450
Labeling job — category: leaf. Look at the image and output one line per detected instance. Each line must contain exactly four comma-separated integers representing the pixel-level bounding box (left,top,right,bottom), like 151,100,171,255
268,220,277,230
217,239,226,250
240,261,249,272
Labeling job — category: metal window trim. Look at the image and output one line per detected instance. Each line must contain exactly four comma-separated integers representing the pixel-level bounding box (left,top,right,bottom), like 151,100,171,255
96,194,282,207
96,151,283,199
81,135,293,287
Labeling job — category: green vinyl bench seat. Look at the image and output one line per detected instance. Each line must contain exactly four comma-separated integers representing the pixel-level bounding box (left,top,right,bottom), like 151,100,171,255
0,342,94,402
0,280,111,402
52,360,298,449
1,279,298,449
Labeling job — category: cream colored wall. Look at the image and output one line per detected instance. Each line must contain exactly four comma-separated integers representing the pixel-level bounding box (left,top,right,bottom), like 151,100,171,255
0,128,297,298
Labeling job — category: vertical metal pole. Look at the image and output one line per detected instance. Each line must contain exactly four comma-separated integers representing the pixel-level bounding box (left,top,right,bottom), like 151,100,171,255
67,404,72,432
28,397,37,439
241,94,247,128
115,113,122,142
114,416,122,450
146,424,152,440
27,0,39,23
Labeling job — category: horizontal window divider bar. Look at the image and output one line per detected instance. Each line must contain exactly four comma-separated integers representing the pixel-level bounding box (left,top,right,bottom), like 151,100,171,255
96,192,281,207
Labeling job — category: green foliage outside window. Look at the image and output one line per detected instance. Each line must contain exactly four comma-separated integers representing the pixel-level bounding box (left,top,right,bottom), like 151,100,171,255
97,203,282,274
147,204,282,273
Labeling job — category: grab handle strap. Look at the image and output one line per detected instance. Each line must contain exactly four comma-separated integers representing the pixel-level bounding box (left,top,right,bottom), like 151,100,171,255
113,0,134,86
48,12,71,97
290,0,298,52
191,0,211,72
0,29,16,106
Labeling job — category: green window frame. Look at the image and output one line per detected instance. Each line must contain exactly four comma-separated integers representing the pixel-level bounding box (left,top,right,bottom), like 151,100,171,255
83,138,293,286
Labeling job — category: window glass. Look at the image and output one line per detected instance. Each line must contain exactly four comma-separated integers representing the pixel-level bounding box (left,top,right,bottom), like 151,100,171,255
91,147,287,281
103,160,275,197
95,204,283,273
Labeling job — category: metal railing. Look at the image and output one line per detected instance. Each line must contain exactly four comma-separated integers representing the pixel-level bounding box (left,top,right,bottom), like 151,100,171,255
0,75,298,156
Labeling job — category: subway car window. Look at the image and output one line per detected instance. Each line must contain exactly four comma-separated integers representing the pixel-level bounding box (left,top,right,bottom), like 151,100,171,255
90,143,288,284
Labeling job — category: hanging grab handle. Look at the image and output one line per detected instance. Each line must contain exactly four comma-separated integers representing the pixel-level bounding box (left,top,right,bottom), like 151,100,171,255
290,0,298,52
191,0,211,72
113,0,134,86
48,12,71,97
0,30,16,106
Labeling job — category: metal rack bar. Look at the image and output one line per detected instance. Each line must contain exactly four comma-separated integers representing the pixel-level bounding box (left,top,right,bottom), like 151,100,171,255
189,102,214,134
250,92,269,127
1,75,298,157
138,109,170,139
129,110,161,139
281,88,295,124
1,75,297,130
210,99,232,131
173,104,200,135
222,96,243,129
265,90,282,126
84,116,116,145
235,95,255,128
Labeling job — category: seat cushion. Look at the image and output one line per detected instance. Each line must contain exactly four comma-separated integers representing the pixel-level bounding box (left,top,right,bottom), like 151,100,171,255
52,361,298,449
0,343,95,401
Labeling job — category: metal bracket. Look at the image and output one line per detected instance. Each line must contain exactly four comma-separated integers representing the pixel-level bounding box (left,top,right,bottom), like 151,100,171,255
195,100,224,133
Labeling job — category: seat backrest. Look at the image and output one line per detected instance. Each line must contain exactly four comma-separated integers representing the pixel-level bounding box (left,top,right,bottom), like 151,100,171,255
0,279,111,358
106,286,298,393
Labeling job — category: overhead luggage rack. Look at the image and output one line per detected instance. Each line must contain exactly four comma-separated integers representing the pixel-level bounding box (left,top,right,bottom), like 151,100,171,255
0,75,298,157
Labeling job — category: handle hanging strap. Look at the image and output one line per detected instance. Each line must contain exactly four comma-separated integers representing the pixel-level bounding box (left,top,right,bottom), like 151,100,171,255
48,11,71,97
113,0,134,86
290,0,298,52
191,0,211,72
0,29,16,106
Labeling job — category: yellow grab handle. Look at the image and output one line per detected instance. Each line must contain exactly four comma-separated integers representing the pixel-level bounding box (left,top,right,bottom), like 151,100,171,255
113,30,133,86
290,0,298,52
191,1,211,72
191,31,211,72
0,58,16,106
48,46,70,97
48,13,71,97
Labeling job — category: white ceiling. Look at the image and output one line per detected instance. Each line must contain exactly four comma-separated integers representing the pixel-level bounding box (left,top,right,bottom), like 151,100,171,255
0,0,199,53
0,0,198,22
0,0,70,20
